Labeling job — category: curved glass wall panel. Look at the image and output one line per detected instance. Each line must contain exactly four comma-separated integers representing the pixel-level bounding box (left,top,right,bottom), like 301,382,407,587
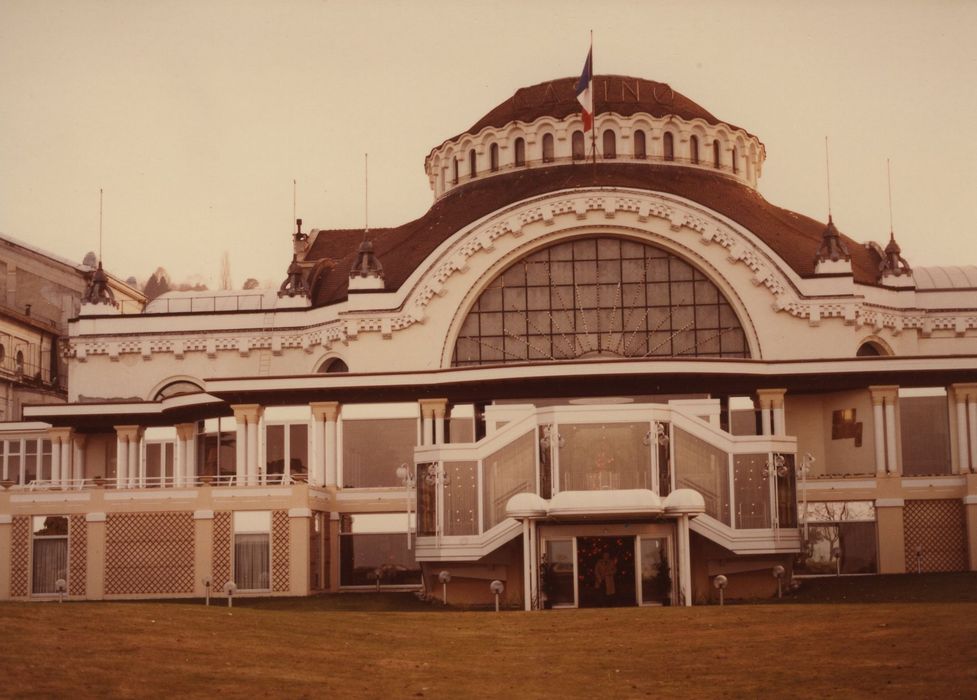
452,237,748,366
482,431,536,530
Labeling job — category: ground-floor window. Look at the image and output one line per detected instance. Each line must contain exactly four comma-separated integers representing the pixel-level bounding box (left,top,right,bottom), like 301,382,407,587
795,501,877,575
543,539,575,607
639,537,670,605
2,438,52,485
233,511,271,590
32,515,68,594
339,513,420,587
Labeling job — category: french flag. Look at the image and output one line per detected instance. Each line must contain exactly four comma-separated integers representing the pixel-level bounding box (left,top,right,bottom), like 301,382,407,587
576,47,594,132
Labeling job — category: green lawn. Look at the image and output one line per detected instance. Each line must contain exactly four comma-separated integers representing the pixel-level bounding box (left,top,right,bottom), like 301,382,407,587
2,576,976,699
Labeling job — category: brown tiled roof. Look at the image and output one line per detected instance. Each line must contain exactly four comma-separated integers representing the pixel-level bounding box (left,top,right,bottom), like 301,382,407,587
434,75,752,153
307,164,880,307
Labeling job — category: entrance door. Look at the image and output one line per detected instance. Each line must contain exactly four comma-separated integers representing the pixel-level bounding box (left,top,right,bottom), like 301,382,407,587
576,536,636,608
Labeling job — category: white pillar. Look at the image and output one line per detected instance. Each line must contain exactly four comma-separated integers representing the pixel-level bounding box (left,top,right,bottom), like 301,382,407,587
311,414,324,485
247,415,258,486
116,434,128,489
311,402,340,487
968,395,977,474
760,407,772,436
234,411,247,484
772,405,785,436
174,431,185,487
186,429,196,483
522,519,531,611
72,435,85,482
885,399,898,476
872,395,887,475
677,515,693,607
128,435,139,488
60,438,70,488
422,413,433,446
50,438,61,485
956,394,970,474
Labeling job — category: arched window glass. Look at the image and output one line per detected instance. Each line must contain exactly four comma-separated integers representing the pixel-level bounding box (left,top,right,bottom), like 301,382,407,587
318,358,349,373
0,343,5,364
713,140,721,169
514,138,526,166
542,133,555,163
452,157,459,184
490,143,499,172
663,132,674,161
452,237,749,366
602,130,616,159
633,130,646,159
15,350,24,374
690,135,699,164
731,146,739,174
572,131,585,160
154,380,205,401
856,341,889,357
469,149,477,178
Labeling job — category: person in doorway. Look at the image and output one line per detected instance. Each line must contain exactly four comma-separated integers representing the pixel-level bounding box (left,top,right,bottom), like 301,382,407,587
594,551,618,596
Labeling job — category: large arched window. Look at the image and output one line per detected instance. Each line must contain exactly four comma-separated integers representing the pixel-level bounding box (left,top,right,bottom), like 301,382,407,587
452,237,749,365
602,130,616,159
633,130,646,159
154,380,204,401
663,132,674,161
690,135,700,164
452,157,459,184
490,143,499,172
541,133,555,163
318,358,350,373
713,140,721,169
731,146,739,174
514,138,526,166
469,149,477,178
572,130,585,160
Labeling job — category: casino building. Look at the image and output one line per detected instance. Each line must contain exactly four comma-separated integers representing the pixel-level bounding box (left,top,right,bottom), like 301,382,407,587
1,74,976,607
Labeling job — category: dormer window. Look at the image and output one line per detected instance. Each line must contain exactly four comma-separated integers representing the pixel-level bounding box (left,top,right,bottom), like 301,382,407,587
542,133,554,163
663,132,674,162
469,149,477,178
490,143,499,172
602,129,616,159
452,157,459,184
713,139,721,169
514,138,526,166
731,146,739,174
634,130,646,159
572,130,585,160
690,135,699,164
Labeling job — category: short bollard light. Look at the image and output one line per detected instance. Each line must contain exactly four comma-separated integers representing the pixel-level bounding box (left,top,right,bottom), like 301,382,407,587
373,568,383,593
712,574,728,606
202,577,212,606
55,578,67,604
490,579,504,612
224,581,238,608
438,570,451,606
772,565,786,598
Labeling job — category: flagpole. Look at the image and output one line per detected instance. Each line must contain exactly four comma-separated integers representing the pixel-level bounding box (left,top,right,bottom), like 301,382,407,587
590,30,597,168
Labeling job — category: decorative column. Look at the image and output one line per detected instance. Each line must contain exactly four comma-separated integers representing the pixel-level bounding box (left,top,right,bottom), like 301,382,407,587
72,434,86,482
869,386,899,475
114,425,141,489
175,423,197,486
757,389,787,436
677,515,693,607
419,399,448,446
311,402,340,487
128,429,141,488
231,405,263,486
522,518,531,611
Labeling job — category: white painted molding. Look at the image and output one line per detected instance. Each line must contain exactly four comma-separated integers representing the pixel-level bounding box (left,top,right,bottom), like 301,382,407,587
0,514,12,524
86,512,107,522
288,507,312,518
193,509,215,520
104,489,199,501
875,498,905,507
212,487,294,498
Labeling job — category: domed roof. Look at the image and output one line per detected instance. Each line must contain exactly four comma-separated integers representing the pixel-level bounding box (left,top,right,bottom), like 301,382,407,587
454,75,744,142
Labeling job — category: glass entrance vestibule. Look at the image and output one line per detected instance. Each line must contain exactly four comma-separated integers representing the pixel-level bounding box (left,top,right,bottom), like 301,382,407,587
539,523,674,608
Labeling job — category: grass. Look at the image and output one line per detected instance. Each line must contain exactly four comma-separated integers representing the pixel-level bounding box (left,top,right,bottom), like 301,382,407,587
2,575,976,699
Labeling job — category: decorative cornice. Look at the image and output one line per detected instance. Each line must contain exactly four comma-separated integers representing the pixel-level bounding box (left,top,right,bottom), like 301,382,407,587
65,190,977,362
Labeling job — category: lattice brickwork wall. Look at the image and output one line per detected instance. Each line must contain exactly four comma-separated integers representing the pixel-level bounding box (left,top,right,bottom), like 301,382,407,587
212,511,232,591
903,499,968,573
272,509,290,592
69,515,87,597
105,512,195,595
9,515,29,597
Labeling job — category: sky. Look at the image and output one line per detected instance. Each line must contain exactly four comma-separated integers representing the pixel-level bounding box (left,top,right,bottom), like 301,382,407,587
2,0,976,289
